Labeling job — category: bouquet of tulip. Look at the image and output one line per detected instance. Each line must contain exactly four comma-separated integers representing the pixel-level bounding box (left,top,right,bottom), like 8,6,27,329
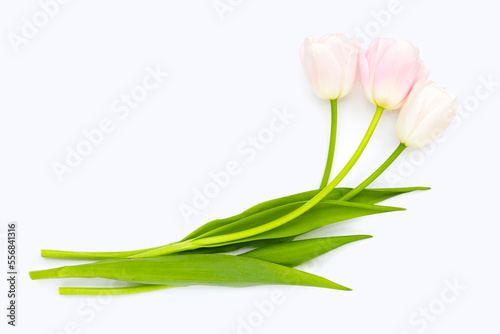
30,34,457,296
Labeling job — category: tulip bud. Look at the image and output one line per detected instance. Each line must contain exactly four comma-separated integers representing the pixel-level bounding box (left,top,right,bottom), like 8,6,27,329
299,33,360,100
359,38,430,110
396,80,457,148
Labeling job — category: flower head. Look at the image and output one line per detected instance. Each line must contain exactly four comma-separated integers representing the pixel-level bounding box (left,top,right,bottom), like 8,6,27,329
396,80,457,148
359,38,430,110
300,33,360,100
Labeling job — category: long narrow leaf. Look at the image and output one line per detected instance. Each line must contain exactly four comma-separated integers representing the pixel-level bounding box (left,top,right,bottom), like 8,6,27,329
191,200,403,247
41,187,426,260
30,254,351,291
182,187,428,240
53,235,371,295
242,235,372,267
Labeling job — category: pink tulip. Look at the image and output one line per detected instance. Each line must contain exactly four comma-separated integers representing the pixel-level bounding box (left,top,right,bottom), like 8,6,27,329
300,33,360,100
359,38,430,110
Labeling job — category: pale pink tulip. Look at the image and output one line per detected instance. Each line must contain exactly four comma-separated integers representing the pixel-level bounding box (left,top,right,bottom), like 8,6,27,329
396,80,457,148
300,33,359,100
359,38,430,110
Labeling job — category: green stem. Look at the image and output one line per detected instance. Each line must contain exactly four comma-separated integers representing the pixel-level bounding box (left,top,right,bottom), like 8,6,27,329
319,99,337,189
340,143,407,201
133,106,385,258
59,285,177,295
40,247,159,260
129,241,196,258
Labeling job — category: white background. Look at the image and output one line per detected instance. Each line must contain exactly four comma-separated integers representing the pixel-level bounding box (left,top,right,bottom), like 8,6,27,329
1,0,499,333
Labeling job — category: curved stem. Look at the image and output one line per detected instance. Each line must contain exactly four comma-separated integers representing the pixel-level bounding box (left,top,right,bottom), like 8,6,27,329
340,143,406,201
133,106,385,257
319,99,338,189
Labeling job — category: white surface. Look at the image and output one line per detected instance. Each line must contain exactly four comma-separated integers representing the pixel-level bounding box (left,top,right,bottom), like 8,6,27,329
1,0,499,333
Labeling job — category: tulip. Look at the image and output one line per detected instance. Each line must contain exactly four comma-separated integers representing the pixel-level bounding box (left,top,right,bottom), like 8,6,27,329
299,33,360,100
359,38,430,110
339,80,457,201
300,33,360,189
396,80,457,148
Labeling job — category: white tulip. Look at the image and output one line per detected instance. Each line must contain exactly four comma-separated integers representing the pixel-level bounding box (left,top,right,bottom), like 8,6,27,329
299,33,359,100
397,80,457,148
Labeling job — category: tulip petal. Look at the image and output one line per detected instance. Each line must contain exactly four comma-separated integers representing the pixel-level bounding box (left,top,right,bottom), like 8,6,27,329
405,96,457,147
372,41,421,109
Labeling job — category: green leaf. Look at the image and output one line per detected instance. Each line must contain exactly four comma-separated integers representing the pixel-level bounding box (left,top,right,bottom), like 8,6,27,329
30,254,351,291
191,200,403,247
54,235,371,295
242,235,372,267
182,187,428,241
40,187,426,260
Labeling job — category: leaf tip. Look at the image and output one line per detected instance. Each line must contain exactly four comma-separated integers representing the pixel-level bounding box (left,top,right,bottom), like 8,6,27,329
352,234,373,242
328,281,352,291
386,206,406,212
